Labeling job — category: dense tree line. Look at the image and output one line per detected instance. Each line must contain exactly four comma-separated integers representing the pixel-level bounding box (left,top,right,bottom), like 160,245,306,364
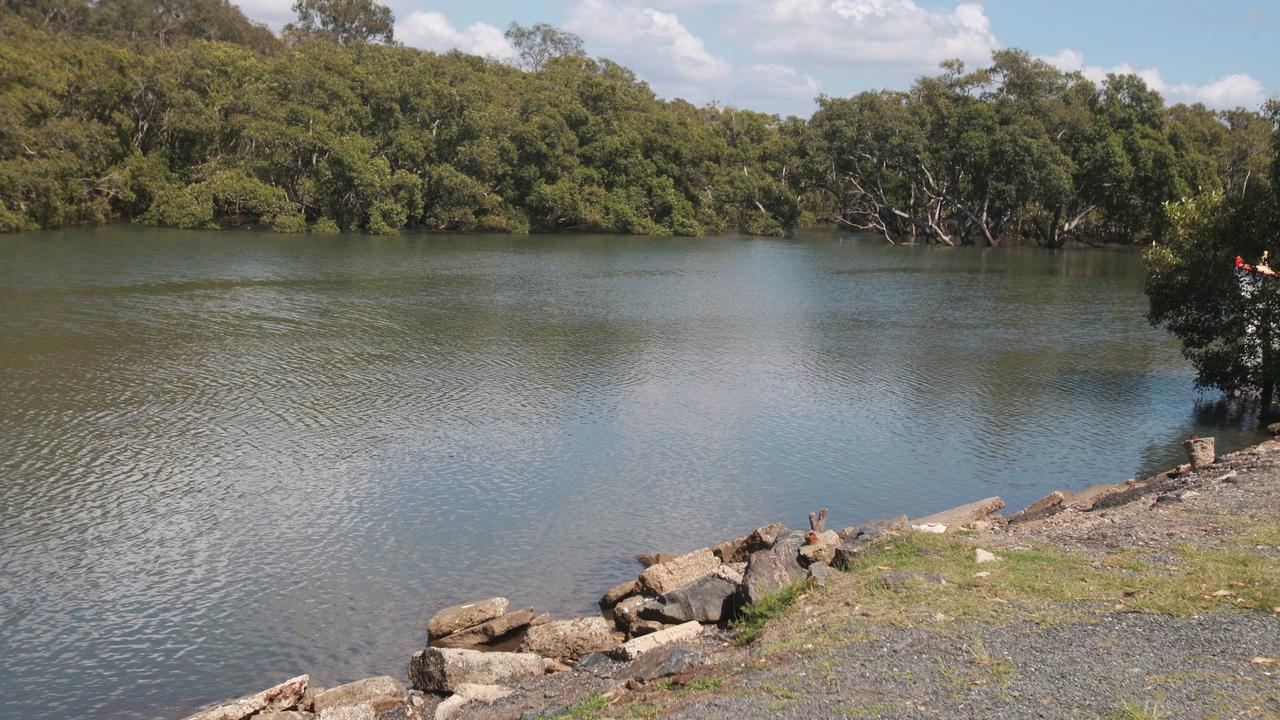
0,0,1275,242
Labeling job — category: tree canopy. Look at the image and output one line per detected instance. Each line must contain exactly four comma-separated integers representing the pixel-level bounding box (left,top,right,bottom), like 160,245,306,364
283,0,393,45
0,2,1274,240
504,21,585,72
1144,101,1280,413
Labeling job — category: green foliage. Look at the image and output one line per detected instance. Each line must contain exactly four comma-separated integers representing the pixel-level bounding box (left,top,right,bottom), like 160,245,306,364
505,21,584,72
1146,187,1280,407
0,6,1273,244
284,0,393,45
808,51,1273,246
310,216,340,233
556,693,610,719
731,579,811,645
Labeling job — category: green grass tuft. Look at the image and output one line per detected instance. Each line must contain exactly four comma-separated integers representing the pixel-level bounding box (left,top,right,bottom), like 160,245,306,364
730,579,811,644
557,693,611,719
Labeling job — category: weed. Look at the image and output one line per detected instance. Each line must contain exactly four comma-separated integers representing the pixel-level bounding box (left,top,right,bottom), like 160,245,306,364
557,693,611,719
731,579,811,644
1107,698,1172,720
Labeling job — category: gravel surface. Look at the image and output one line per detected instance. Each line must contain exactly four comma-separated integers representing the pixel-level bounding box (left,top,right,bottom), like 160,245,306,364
669,613,1279,719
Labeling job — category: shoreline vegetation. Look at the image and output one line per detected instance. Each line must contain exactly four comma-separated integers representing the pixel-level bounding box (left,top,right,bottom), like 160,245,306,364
182,433,1280,720
2,1,1277,246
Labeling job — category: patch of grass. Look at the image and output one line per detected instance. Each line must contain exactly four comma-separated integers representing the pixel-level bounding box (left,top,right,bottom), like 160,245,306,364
731,579,811,644
621,701,661,718
964,635,1017,686
812,531,1280,627
1126,544,1280,615
1234,518,1280,546
557,693,611,719
683,677,724,691
760,681,798,700
1106,698,1172,720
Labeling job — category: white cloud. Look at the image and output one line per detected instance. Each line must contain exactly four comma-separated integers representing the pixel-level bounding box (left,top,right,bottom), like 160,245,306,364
1042,48,1269,109
565,0,731,85
396,11,515,60
730,64,822,113
233,0,294,28
563,0,819,113
734,0,998,73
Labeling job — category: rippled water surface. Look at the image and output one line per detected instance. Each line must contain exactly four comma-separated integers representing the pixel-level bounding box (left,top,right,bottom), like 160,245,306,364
0,228,1264,718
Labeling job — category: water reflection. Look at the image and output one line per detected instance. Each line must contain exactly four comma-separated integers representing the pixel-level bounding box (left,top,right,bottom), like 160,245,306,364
0,227,1265,719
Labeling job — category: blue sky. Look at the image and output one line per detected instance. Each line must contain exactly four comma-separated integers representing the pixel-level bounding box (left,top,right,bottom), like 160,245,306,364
236,0,1278,116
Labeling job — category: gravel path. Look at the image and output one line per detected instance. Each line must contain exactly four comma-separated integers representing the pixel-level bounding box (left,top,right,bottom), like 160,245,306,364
669,613,1279,719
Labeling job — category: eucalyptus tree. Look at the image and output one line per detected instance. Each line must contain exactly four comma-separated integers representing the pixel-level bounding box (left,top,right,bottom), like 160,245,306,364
504,21,584,72
284,0,393,45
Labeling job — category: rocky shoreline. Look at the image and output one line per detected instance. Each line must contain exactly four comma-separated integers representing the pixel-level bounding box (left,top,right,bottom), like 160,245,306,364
181,434,1279,720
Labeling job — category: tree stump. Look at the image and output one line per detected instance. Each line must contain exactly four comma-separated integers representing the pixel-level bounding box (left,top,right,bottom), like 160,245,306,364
808,508,828,532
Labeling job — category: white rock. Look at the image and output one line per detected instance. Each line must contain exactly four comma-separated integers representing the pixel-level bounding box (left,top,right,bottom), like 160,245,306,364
182,675,309,720
975,548,1001,564
434,695,468,720
639,548,721,595
428,598,509,639
409,648,544,693
913,523,947,534
617,620,703,660
318,706,375,720
453,683,514,703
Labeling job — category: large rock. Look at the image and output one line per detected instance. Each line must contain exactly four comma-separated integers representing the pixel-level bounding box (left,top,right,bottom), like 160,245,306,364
612,595,648,635
182,675,309,720
638,575,739,624
851,514,910,541
616,621,703,660
1183,436,1215,469
429,608,534,649
712,536,750,563
317,708,373,720
740,531,806,604
625,646,705,683
453,684,514,702
255,712,315,720
409,647,543,693
313,677,406,715
797,530,840,566
807,562,834,587
712,562,746,586
634,552,675,568
518,616,620,662
744,523,787,552
1008,491,1067,524
911,497,1004,530
427,598,509,640
833,537,872,570
599,580,640,609
639,548,720,595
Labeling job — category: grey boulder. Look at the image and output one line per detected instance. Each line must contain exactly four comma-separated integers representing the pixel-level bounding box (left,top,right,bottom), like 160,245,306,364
637,575,739,624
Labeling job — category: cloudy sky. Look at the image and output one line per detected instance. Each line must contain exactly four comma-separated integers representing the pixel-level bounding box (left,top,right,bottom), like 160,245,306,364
236,0,1278,116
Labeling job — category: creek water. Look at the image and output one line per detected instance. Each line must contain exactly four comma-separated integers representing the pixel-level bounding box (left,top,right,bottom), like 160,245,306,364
0,227,1263,718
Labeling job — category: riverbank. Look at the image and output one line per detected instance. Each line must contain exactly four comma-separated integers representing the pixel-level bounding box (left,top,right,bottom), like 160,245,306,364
184,436,1280,720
